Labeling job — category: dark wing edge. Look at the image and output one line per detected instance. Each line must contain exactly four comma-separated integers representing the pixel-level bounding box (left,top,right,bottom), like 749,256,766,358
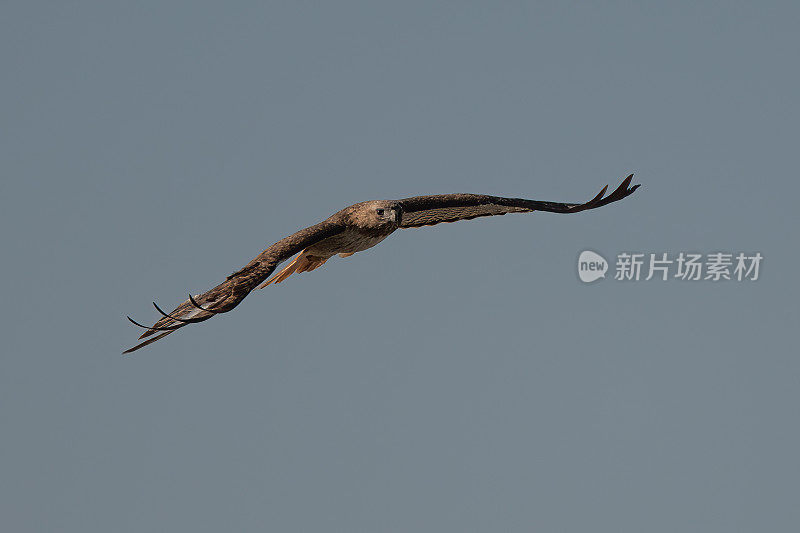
123,220,346,354
398,174,640,228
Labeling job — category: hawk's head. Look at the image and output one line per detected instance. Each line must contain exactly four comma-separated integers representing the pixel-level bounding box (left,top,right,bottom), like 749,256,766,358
346,200,402,231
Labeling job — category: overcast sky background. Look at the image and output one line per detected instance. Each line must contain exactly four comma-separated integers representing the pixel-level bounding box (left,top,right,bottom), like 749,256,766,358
1,2,798,532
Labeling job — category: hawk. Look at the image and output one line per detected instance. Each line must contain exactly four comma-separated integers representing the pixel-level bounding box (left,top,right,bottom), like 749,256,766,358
124,175,640,353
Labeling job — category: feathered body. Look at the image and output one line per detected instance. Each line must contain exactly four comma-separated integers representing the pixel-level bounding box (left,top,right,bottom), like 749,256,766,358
260,200,400,287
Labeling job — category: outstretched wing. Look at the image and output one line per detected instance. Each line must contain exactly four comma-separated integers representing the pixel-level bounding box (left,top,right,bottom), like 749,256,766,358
398,174,639,228
123,220,345,354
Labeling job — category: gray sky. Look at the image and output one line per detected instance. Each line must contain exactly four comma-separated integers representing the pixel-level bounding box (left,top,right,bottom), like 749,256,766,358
1,2,798,532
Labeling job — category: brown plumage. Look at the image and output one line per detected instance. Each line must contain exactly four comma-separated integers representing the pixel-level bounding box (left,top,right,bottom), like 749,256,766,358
124,174,640,353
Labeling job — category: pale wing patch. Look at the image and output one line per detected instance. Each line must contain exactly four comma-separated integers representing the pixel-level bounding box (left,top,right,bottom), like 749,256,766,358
181,306,205,320
180,295,224,320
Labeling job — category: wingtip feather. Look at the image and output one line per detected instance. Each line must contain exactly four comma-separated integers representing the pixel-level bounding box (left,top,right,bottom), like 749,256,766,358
123,330,175,354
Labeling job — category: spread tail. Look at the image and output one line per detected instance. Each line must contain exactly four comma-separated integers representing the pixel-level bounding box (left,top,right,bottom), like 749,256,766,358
257,250,329,289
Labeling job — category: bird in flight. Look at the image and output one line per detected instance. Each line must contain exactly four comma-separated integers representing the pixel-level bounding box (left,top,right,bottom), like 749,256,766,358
124,174,640,353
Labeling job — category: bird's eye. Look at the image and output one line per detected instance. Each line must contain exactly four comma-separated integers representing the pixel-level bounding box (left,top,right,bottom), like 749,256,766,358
376,208,385,216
